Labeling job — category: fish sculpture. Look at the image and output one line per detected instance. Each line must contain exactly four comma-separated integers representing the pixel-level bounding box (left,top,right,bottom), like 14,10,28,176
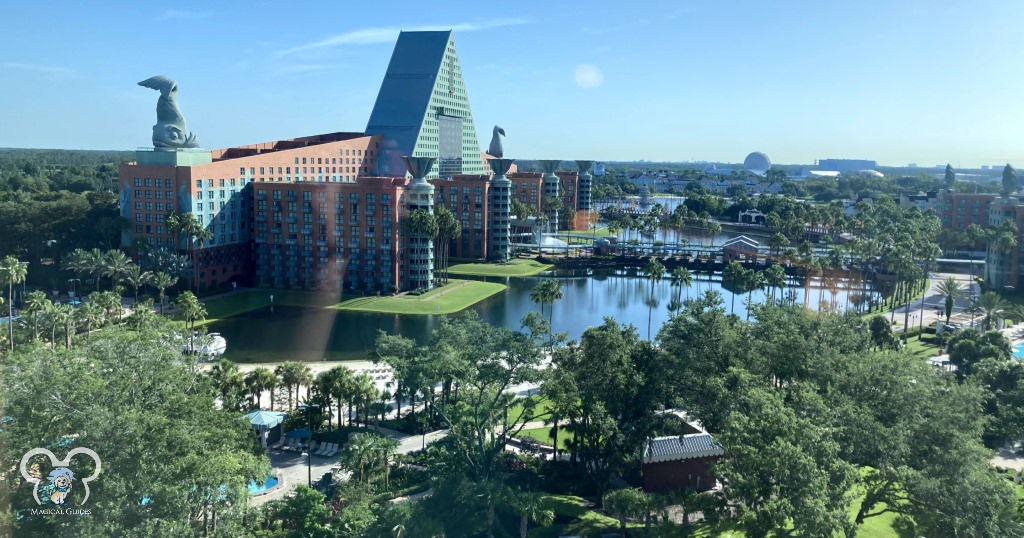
488,125,505,158
138,75,199,149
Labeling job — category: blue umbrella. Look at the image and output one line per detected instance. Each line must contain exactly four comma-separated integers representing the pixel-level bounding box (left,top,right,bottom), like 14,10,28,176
285,428,311,439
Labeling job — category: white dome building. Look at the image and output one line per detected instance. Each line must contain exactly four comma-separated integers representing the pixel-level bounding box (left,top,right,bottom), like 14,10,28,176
743,151,771,175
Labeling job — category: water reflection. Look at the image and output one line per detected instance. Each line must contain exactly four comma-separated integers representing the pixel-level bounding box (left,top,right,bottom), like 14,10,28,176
210,268,870,363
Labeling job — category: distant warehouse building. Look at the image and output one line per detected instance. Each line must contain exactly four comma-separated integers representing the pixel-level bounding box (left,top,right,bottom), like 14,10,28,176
817,158,878,174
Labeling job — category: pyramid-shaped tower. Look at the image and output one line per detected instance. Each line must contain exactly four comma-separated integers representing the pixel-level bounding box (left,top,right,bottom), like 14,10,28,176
366,31,485,179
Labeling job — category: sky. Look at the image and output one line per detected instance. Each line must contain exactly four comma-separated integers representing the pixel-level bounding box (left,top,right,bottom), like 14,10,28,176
2,1,1023,168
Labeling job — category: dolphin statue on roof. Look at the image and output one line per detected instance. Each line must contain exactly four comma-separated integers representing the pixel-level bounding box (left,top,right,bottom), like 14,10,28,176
138,75,199,149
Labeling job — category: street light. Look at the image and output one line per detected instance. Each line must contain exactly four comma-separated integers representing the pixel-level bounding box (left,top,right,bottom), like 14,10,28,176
269,294,274,313
298,403,320,487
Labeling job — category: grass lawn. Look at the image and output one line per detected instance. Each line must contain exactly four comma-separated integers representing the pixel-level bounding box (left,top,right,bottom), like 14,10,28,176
515,427,574,451
903,335,943,359
508,396,552,424
331,279,506,315
447,258,552,277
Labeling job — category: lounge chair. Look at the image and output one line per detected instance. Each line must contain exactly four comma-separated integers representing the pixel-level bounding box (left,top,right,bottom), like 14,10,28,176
316,443,332,456
307,440,318,453
286,438,297,450
326,443,339,457
270,437,284,449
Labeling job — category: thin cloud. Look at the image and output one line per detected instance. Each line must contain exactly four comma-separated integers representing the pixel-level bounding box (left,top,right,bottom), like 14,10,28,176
274,64,346,75
276,18,530,57
1,62,75,75
158,9,213,21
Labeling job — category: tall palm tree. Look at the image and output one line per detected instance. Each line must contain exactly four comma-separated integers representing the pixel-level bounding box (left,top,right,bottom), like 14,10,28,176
122,264,153,304
529,279,563,328
102,250,133,296
275,361,309,411
602,488,645,538
745,268,765,320
974,291,1007,331
208,359,243,409
48,302,75,350
669,266,693,308
642,257,665,340
353,373,376,428
61,248,92,292
167,212,213,291
175,291,206,351
763,264,787,304
935,276,966,325
0,256,28,352
151,271,177,315
84,248,106,291
245,367,278,410
375,435,399,489
510,491,555,538
723,261,745,315
76,300,103,334
22,290,50,342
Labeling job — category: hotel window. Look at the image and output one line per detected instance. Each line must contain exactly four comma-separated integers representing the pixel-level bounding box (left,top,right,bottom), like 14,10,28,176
165,179,172,188
156,214,165,222
134,201,142,210
219,190,226,198
286,167,291,174
145,214,153,222
259,167,265,175
166,190,172,198
195,180,202,189
144,178,152,187
135,224,143,232
155,191,163,199
145,191,152,199
294,157,299,164
197,191,203,199
208,202,214,211
277,167,282,174
134,178,141,187
206,179,213,188
302,157,307,164
135,214,143,222
273,190,281,200
230,179,236,187
156,202,163,211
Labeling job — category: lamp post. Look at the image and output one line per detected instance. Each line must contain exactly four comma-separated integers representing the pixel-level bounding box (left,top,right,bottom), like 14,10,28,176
68,278,80,299
298,403,319,487
269,294,274,313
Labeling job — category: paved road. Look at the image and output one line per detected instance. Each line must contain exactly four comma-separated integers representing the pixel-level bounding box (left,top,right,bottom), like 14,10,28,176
888,272,980,335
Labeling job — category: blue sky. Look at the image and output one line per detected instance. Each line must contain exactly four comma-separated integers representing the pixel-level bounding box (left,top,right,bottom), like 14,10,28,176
2,1,1022,167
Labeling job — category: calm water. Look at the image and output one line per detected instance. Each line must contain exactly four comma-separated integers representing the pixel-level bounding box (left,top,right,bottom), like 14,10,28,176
210,269,868,363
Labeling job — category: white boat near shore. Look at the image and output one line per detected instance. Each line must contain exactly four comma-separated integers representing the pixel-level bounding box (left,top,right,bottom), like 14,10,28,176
183,332,227,357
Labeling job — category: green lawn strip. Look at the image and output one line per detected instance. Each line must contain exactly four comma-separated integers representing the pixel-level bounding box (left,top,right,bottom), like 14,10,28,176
447,258,552,277
331,280,506,315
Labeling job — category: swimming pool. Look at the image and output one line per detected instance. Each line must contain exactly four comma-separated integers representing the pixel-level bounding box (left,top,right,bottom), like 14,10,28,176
1014,346,1024,359
248,475,279,495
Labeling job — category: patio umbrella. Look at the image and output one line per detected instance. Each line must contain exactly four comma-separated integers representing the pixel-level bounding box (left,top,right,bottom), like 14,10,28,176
285,428,311,439
242,410,288,432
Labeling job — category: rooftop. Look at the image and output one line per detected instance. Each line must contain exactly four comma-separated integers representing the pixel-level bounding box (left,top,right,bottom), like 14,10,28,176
643,433,725,464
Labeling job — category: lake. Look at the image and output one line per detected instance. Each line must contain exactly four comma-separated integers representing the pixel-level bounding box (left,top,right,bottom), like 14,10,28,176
209,268,868,363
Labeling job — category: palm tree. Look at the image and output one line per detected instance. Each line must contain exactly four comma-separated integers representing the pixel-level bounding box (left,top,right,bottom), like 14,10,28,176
434,206,461,285
76,300,103,334
510,491,555,538
642,257,665,340
62,248,92,291
175,291,206,351
122,264,153,304
208,359,244,410
0,256,28,352
763,264,787,305
275,361,310,411
974,291,1007,331
151,271,177,315
745,269,765,320
90,290,122,324
167,212,213,291
375,435,399,489
245,367,277,410
723,261,745,315
529,279,563,327
340,432,379,483
602,488,645,538
669,266,693,308
935,276,966,325
102,250,133,296
353,373,376,428
22,290,50,342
